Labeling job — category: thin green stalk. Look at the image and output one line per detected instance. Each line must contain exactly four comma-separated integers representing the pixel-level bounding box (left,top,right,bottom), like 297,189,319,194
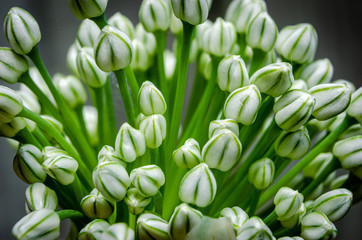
32,127,51,147
74,105,89,142
104,79,118,144
128,213,137,231
249,48,268,76
238,33,249,62
93,87,105,145
154,191,163,215
263,210,278,226
57,209,85,221
124,66,140,113
154,30,167,96
16,127,42,149
90,13,108,29
45,177,78,210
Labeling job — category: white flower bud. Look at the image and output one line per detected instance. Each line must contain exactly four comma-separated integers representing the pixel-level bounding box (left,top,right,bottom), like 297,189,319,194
295,58,333,88
138,81,167,116
42,146,67,159
0,47,29,83
196,20,212,47
250,62,294,97
12,209,60,240
274,89,315,132
76,19,100,48
13,144,46,184
301,212,337,240
274,187,304,221
164,50,177,80
83,105,99,146
347,87,362,124
79,219,110,240
246,12,278,52
202,129,242,172
25,183,58,213
209,119,239,138
279,203,306,229
130,165,165,197
275,127,311,160
137,213,170,240
54,74,87,109
333,136,362,169
199,52,213,80
276,23,318,64
220,206,248,233
108,12,135,40
131,39,152,71
179,163,217,207
115,122,146,162
98,145,125,166
173,138,201,169
237,216,274,240
139,0,171,32
17,87,41,114
0,117,26,138
3,7,41,55
304,152,333,179
217,55,249,92
81,189,114,219
170,12,183,34
93,161,131,202
248,158,275,190
139,114,167,149
0,85,23,123
67,43,80,78
101,223,135,240
42,155,79,185
135,23,157,56
68,0,108,20
186,216,236,240
223,85,262,125
171,0,209,25
330,174,348,190
124,188,152,215
290,79,308,91
203,18,236,57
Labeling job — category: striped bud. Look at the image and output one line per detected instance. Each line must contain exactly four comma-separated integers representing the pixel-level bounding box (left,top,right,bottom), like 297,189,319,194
135,23,157,56
131,39,151,71
124,188,152,215
279,203,306,229
3,7,41,55
54,74,87,109
138,81,167,116
25,183,58,213
173,138,201,169
170,12,183,34
77,47,108,88
79,219,110,240
199,52,212,80
347,87,362,124
333,136,362,169
81,189,114,219
248,158,275,190
223,84,262,125
196,20,212,47
93,161,131,202
304,152,333,179
130,165,165,197
217,55,249,92
109,12,135,40
202,129,242,172
274,187,304,221
237,216,274,240
168,203,203,240
12,209,60,240
301,212,337,240
330,174,348,190
101,223,134,240
246,12,278,52
0,117,26,138
171,0,209,25
67,43,80,78
115,122,146,163
17,87,41,114
42,155,79,185
276,23,317,64
68,0,107,20
139,0,171,32
139,114,167,149
209,119,239,138
0,48,29,83
274,90,315,132
13,144,45,184
186,216,236,240
76,19,100,48
275,127,311,160
295,58,333,88
42,146,67,160
83,105,99,146
98,145,125,166
164,50,177,80
250,62,294,97
179,163,217,207
220,206,248,233
0,85,23,123
137,213,170,240
290,79,308,91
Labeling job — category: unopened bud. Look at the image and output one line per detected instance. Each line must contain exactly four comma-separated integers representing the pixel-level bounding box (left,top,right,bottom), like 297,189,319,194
0,47,29,83
101,223,135,240
220,206,248,233
295,58,333,88
42,155,79,185
0,117,26,138
138,81,167,116
130,165,165,197
79,219,110,240
347,87,362,124
25,182,58,213
54,74,87,109
0,85,23,123
275,127,310,160
333,136,362,170
98,145,125,166
237,216,274,240
304,152,333,179
301,212,337,240
217,55,249,92
140,0,171,32
137,213,170,240
274,187,304,221
248,158,275,190
139,114,167,149
108,12,135,40
124,188,152,215
68,0,108,20
209,119,239,138
172,0,210,25
76,19,100,48
81,189,114,219
173,138,201,169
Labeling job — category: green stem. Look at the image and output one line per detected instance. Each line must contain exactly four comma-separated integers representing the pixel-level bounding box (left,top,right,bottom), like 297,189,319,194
93,87,105,145
57,209,85,221
154,30,167,96
124,66,140,113
32,127,51,147
154,191,163,215
16,127,42,149
104,79,118,144
238,33,249,62
90,13,108,29
263,210,278,227
74,105,89,143
129,213,137,230
248,48,268,76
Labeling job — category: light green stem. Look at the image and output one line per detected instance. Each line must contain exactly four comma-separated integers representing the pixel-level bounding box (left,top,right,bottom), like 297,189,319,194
154,30,167,97
124,66,140,113
32,127,51,147
104,79,118,144
93,87,105,145
57,209,85,221
90,13,108,29
16,127,42,149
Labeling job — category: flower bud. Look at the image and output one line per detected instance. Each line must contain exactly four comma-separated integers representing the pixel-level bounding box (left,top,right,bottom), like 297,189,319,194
172,0,209,25
93,161,131,202
139,0,171,32
98,145,125,166
301,212,337,240
209,119,239,139
246,12,278,52
131,39,152,71
108,12,135,40
347,87,362,124
54,74,87,109
275,127,311,160
42,155,79,185
203,18,236,57
0,85,23,123
290,79,308,91
248,157,275,190
219,206,248,233
173,138,201,169
12,209,60,240
139,114,167,149
303,152,333,179
274,89,315,132
333,136,362,169
68,0,108,20
130,165,165,197
42,146,68,160
0,47,29,83
295,58,334,88
279,203,306,229
115,122,146,162
202,129,242,172
67,43,80,77
13,144,46,184
186,216,236,240
164,49,177,80
77,47,108,88
196,20,212,47
223,84,262,125
0,117,26,138
81,189,114,219
3,7,41,55
135,23,157,56
237,216,274,240
339,123,362,140
137,213,170,240
330,174,348,190
313,188,352,222
101,223,135,240
138,81,167,116
179,163,217,207
79,219,110,240
274,187,304,221
199,52,213,80
25,183,58,213
76,19,100,48
217,55,249,92
42,115,64,139
276,23,317,64
83,105,99,146
250,62,294,97
17,87,41,114
124,188,152,215
170,12,183,34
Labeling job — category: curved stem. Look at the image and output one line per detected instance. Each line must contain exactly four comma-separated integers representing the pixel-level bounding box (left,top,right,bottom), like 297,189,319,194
90,13,108,29
32,127,51,147
16,127,42,149
57,209,85,221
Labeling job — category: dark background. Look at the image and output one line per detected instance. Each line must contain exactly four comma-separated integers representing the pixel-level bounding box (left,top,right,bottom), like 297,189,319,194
1,0,361,239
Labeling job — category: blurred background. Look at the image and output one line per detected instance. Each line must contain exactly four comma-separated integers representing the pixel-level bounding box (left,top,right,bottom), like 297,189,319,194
1,0,362,239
